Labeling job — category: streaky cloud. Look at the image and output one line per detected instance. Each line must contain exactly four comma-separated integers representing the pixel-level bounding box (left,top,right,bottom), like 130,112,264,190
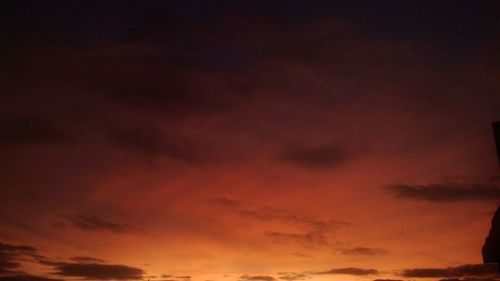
401,264,498,278
315,268,379,276
385,182,500,202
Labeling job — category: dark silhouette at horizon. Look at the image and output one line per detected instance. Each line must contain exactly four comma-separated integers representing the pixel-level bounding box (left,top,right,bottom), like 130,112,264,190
493,122,500,167
483,205,500,272
482,121,500,272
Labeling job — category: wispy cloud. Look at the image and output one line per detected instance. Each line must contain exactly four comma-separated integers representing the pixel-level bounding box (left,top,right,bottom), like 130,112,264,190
0,275,63,281
385,182,500,202
338,247,388,256
280,141,354,171
241,275,276,281
0,114,73,146
106,125,200,163
69,256,106,263
0,242,38,275
439,278,500,281
400,264,498,278
277,272,308,281
264,231,327,246
43,261,144,280
64,214,136,233
314,268,379,276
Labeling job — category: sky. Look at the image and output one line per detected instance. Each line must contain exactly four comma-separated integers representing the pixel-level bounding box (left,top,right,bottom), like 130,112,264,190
0,1,499,281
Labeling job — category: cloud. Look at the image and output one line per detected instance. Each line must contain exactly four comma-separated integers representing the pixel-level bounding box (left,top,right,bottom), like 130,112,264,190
212,198,348,247
0,241,144,281
0,216,76,249
238,209,347,231
385,182,500,202
339,247,388,256
49,222,67,231
0,275,63,281
0,242,38,274
240,275,276,281
292,252,312,258
106,126,199,163
401,264,498,278
49,262,144,280
315,268,379,276
92,62,231,115
0,243,36,254
280,142,353,170
211,198,348,232
0,115,73,146
264,231,327,246
277,272,308,281
373,279,403,281
64,214,136,233
69,256,105,263
209,197,240,208
440,278,500,281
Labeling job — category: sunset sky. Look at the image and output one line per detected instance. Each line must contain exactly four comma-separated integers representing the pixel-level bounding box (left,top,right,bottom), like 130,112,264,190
1,1,499,281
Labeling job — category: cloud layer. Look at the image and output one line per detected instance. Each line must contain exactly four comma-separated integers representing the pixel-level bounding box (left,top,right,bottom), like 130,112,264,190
386,182,500,202
401,264,498,278
315,268,379,276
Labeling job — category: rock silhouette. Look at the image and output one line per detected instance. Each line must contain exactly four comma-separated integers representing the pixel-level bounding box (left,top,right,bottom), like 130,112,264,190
494,121,500,167
483,122,500,271
482,205,500,271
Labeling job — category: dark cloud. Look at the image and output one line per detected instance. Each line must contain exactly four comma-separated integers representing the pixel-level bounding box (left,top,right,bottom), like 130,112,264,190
277,272,307,281
209,197,240,208
64,214,136,233
0,242,38,275
0,275,63,281
115,77,228,116
440,278,500,281
0,260,18,275
373,279,403,281
339,247,388,256
264,231,327,246
0,243,36,254
106,126,199,163
48,222,66,231
79,46,236,115
240,275,276,281
280,142,353,170
315,268,379,276
0,115,73,146
175,276,191,281
385,182,500,202
401,264,498,278
0,216,76,249
292,252,312,258
49,262,144,280
68,256,105,264
0,242,144,281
